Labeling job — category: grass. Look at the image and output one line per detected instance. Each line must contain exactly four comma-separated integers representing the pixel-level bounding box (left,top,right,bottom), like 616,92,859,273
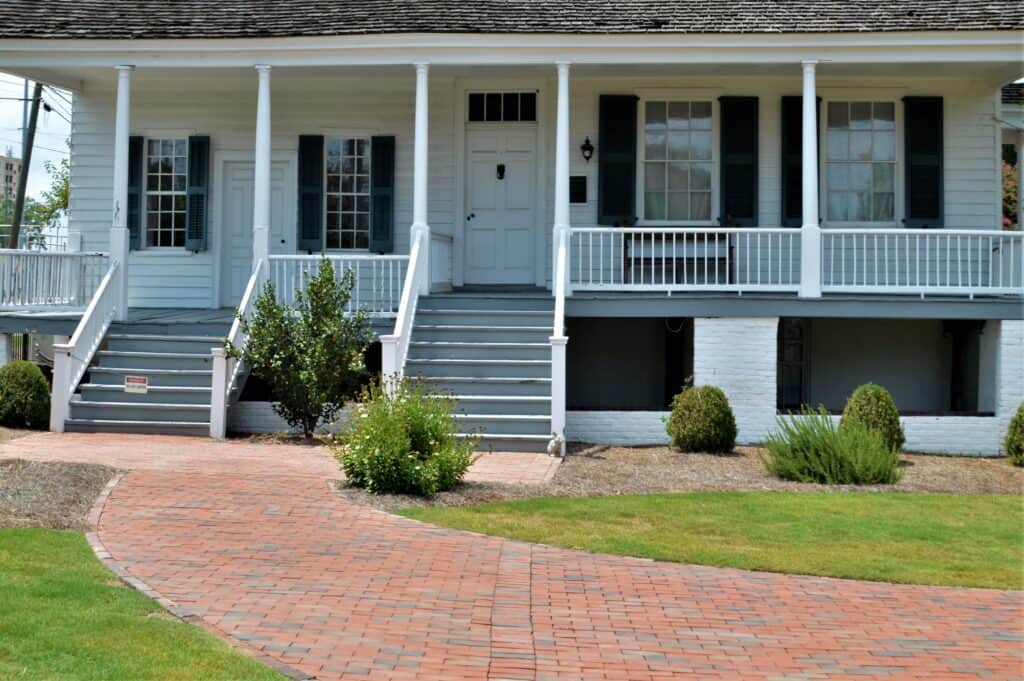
401,492,1024,589
0,528,285,681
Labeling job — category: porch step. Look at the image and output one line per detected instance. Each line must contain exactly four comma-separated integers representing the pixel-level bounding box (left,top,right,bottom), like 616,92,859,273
408,341,549,361
406,358,551,379
413,325,551,343
455,414,551,436
64,418,210,436
459,432,552,453
106,334,223,355
449,395,551,416
87,366,214,388
94,350,213,371
69,400,211,424
425,377,551,397
414,309,554,327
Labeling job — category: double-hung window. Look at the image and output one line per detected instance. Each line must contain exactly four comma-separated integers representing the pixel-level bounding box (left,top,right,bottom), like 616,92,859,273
640,100,715,223
325,137,371,250
824,101,897,224
144,138,187,247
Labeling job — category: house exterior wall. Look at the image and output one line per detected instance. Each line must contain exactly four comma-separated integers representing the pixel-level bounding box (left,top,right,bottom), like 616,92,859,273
68,72,1001,307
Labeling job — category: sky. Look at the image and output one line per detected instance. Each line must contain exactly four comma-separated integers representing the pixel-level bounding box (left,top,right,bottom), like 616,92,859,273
0,71,72,201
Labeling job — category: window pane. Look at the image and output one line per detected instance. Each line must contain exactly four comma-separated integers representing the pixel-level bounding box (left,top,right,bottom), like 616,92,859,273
468,93,485,121
690,192,711,220
644,163,666,191
827,191,848,221
872,192,894,221
690,102,712,129
519,93,536,121
873,164,894,192
645,101,667,131
355,232,369,249
645,132,666,160
148,140,160,155
850,102,872,129
827,163,849,190
667,130,688,160
667,162,688,191
161,139,173,155
174,139,186,155
502,93,519,121
849,163,872,192
327,138,342,156
326,231,340,249
873,102,895,130
828,102,848,129
873,131,894,161
667,192,688,220
690,163,712,191
644,192,666,220
850,131,872,161
341,232,354,250
327,175,341,193
827,131,848,160
485,93,501,121
690,131,713,160
848,192,870,221
667,102,688,129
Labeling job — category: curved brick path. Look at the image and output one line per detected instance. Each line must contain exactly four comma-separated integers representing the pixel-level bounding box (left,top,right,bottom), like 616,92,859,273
5,433,1023,680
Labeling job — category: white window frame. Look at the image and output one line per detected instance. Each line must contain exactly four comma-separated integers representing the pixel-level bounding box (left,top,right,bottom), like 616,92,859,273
465,90,540,124
635,89,721,226
819,93,904,228
142,136,189,250
323,135,372,252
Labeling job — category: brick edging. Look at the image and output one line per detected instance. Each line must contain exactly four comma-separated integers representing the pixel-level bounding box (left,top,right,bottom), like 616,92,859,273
85,473,315,681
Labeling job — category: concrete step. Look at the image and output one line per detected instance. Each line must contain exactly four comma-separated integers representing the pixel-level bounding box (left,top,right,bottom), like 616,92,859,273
423,376,551,397
412,325,552,343
406,358,550,379
456,414,551,436
78,383,212,405
94,350,213,371
414,309,554,327
69,400,211,424
105,334,223,355
407,341,549,361
65,418,210,436
87,367,213,388
458,432,552,453
452,395,550,416
419,295,554,312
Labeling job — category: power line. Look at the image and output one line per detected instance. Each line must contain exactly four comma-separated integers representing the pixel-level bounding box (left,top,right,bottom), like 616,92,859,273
0,136,68,155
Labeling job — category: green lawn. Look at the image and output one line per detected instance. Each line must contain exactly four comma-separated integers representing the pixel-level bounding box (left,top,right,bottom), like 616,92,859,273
402,492,1024,589
0,528,285,681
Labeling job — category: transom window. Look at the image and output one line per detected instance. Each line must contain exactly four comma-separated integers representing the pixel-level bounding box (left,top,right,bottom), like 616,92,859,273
145,138,187,247
825,101,896,223
641,100,714,222
325,137,371,250
467,92,537,122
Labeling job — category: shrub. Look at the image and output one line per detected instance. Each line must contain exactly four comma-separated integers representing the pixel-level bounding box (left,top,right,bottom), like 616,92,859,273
229,259,373,437
1006,403,1024,467
0,360,50,429
665,385,737,453
839,383,905,453
329,378,476,496
762,407,901,485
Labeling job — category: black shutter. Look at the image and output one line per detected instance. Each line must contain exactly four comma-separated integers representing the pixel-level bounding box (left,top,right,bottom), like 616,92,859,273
780,96,820,227
127,135,144,250
370,136,395,253
597,94,638,226
185,135,210,251
297,135,324,252
719,97,758,226
903,97,943,228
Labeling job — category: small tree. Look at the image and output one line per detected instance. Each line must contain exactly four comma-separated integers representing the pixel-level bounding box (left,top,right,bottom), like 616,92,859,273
229,259,372,436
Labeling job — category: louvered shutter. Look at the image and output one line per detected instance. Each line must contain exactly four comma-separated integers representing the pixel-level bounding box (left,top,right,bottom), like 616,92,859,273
597,95,639,226
297,135,325,252
903,97,943,228
370,136,395,253
185,135,210,251
719,97,758,226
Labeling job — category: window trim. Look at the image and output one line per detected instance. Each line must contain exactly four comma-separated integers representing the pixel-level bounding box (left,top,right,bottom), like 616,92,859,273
819,95,905,228
634,90,721,226
323,134,373,253
142,136,189,250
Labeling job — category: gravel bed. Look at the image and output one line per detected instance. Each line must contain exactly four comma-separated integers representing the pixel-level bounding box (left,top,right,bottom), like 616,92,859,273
0,459,118,530
335,443,1024,512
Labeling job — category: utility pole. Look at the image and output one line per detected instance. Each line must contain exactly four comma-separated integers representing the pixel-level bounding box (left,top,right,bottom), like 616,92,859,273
8,82,42,249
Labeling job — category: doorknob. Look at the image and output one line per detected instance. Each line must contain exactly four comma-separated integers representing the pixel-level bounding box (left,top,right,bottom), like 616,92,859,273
466,213,476,221
496,163,506,180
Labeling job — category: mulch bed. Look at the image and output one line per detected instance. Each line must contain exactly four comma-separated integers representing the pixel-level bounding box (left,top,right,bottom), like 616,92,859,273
0,459,118,530
336,443,1024,512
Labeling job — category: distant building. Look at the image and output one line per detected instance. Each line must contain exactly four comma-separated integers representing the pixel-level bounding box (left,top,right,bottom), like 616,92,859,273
0,147,21,202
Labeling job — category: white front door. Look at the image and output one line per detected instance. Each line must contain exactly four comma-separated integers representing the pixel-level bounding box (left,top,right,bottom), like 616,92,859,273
220,160,291,306
464,127,538,285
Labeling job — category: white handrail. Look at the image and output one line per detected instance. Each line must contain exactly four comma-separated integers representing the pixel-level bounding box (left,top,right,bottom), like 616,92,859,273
210,258,266,438
550,226,569,456
49,258,122,432
0,250,110,309
381,229,426,386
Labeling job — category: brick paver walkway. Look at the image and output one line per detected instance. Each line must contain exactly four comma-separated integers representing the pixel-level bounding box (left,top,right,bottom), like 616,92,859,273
5,433,1023,680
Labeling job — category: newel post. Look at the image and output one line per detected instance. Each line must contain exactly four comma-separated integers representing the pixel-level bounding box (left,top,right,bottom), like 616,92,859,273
50,340,71,432
210,347,229,438
798,60,822,299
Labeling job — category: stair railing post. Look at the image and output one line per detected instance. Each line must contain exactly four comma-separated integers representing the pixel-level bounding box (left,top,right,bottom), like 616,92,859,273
210,346,228,438
50,341,71,432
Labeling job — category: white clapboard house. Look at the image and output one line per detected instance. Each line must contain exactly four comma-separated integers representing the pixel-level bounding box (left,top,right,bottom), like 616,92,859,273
0,1,1022,454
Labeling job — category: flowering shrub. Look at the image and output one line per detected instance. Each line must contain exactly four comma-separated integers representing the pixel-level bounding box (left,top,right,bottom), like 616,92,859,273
328,378,476,496
1004,160,1019,230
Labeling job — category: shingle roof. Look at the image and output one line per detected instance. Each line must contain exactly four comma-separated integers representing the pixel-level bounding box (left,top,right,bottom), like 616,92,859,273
1,1,1022,40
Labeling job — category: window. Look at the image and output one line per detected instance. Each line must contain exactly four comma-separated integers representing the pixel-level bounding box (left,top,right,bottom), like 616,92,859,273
325,137,371,250
467,92,537,122
825,101,896,223
641,100,714,222
145,138,187,247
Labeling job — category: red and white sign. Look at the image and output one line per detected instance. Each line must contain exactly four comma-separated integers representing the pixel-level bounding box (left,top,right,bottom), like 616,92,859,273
124,375,148,394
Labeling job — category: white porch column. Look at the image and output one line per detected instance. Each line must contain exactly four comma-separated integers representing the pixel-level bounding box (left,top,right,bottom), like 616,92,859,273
110,65,133,320
252,65,272,267
553,61,572,294
798,60,822,298
412,63,431,294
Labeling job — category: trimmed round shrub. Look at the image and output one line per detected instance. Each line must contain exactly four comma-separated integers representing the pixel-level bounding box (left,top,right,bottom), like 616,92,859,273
665,385,737,453
1005,403,1024,467
839,383,905,453
0,360,50,429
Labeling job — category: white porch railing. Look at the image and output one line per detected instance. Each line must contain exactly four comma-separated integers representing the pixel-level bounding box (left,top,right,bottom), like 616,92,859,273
49,258,123,431
567,227,802,293
380,229,427,383
210,258,267,438
0,250,109,309
267,253,408,316
822,229,1024,296
430,231,454,292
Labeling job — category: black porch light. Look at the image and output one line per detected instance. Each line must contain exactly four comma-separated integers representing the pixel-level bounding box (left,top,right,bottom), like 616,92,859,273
580,136,594,163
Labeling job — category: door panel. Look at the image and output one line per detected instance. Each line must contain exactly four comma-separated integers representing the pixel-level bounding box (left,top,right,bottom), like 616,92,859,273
220,161,290,306
464,127,537,285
